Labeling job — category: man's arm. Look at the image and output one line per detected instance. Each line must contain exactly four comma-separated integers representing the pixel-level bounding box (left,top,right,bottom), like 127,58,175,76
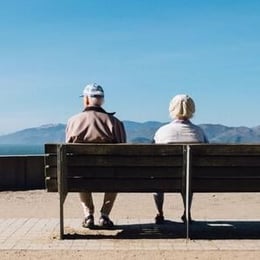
113,120,127,143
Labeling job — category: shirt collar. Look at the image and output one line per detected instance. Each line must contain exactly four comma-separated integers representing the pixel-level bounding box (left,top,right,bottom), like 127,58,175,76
83,106,115,115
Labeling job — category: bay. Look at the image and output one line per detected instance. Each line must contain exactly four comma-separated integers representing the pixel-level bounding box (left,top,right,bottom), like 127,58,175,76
0,144,44,155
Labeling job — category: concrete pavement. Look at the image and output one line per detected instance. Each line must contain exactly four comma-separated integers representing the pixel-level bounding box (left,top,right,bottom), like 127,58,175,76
1,217,260,251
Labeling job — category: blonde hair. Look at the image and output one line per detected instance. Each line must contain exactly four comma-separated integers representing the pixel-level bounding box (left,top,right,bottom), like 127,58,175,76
169,94,195,120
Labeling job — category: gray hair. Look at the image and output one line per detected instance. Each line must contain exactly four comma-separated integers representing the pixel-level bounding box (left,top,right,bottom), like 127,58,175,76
85,96,104,107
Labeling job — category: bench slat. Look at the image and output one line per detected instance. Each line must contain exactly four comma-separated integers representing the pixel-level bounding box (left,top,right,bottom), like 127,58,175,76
46,178,182,193
45,154,57,167
191,144,260,155
192,179,260,192
46,167,182,183
192,156,260,167
63,143,184,155
192,167,260,178
66,155,183,167
69,167,182,178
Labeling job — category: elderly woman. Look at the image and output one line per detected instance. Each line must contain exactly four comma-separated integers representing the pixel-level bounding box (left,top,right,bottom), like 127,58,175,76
153,94,208,224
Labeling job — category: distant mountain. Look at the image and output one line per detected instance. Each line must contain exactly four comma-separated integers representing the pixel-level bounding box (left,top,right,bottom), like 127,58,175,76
124,121,164,143
0,124,65,145
200,124,260,143
0,121,260,145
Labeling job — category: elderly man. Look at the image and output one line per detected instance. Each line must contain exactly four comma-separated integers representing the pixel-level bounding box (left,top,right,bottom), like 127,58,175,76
66,83,126,228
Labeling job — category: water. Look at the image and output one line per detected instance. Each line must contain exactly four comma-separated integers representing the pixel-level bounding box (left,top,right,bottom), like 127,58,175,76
0,144,44,156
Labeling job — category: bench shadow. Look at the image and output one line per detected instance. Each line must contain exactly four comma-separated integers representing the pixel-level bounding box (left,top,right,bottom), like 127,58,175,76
63,220,260,240
190,220,260,240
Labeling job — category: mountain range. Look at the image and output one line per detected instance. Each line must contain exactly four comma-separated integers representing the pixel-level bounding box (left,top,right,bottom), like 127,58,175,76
0,121,260,145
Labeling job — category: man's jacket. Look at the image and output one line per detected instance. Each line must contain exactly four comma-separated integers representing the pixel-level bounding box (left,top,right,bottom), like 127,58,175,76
66,106,126,143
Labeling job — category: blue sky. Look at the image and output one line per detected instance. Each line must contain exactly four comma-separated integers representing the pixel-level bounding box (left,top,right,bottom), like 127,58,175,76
0,0,260,134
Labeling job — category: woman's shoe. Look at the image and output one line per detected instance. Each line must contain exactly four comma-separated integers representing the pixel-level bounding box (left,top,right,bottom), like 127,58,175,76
181,213,192,223
155,214,165,224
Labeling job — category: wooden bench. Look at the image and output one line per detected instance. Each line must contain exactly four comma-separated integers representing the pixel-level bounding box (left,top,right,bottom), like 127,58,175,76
44,143,260,239
45,143,186,239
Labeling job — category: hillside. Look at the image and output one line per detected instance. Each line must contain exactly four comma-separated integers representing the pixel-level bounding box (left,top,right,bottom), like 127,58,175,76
0,121,260,145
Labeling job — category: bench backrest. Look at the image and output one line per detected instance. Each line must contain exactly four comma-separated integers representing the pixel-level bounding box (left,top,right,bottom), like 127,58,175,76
45,143,185,193
190,144,260,192
45,143,260,194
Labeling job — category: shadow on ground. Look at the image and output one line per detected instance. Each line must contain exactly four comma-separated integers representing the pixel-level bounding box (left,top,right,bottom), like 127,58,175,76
61,220,260,240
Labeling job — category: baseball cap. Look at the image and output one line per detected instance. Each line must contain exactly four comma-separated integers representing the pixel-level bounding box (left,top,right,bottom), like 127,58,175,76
80,83,104,97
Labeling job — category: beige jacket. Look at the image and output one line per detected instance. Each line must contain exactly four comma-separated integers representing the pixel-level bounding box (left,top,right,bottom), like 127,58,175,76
66,106,126,143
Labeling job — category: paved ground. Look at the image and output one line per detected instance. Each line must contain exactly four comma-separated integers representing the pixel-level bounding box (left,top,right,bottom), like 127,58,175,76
1,217,260,251
1,191,260,259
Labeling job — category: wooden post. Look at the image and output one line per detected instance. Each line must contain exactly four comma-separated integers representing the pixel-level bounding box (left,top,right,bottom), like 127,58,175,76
185,145,191,240
57,144,67,239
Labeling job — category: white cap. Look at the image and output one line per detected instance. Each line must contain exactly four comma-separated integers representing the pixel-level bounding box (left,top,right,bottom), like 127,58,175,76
81,83,104,97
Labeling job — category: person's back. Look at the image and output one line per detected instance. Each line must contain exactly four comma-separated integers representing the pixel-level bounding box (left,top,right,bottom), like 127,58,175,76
66,83,126,229
154,119,206,144
153,94,208,225
66,106,125,143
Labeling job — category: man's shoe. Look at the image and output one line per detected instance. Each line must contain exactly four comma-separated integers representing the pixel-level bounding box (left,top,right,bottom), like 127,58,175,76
99,216,114,228
155,214,165,224
82,215,94,228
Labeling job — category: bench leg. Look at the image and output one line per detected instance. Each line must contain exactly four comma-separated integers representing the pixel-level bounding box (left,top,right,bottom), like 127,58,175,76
60,195,64,239
57,144,67,240
185,145,191,240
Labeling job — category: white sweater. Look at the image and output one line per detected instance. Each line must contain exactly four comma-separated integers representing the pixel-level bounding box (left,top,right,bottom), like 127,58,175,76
154,119,208,144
